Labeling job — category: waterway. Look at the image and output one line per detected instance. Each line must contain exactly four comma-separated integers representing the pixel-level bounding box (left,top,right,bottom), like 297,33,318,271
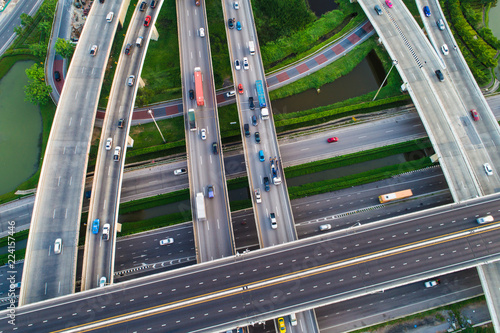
271,51,385,114
307,0,338,17
488,4,500,79
0,61,41,194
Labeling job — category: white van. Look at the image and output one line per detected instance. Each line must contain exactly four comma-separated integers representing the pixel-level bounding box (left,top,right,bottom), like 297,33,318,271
477,215,494,224
106,12,114,23
136,36,143,47
248,41,255,55
290,313,297,326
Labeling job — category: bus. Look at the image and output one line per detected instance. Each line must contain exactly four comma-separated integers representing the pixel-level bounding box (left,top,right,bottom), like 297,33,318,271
378,189,413,203
194,67,204,106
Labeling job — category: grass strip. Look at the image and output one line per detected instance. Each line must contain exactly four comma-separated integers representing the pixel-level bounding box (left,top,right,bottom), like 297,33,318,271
0,230,29,248
348,295,488,333
285,138,432,178
288,157,435,199
119,189,190,215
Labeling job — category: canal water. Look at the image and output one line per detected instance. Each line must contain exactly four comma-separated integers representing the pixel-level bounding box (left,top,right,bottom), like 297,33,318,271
0,61,41,194
271,51,385,114
488,4,500,79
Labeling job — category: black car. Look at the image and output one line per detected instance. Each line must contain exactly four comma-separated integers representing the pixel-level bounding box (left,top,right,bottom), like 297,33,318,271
255,131,260,143
189,89,194,100
249,96,254,110
212,142,218,154
125,43,132,55
263,177,270,192
435,69,444,82
99,0,104,3
244,124,250,137
228,18,235,29
139,1,147,11
118,118,124,128
150,0,156,8
54,71,61,82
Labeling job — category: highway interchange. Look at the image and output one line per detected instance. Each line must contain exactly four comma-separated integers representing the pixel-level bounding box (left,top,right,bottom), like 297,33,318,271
5,0,500,330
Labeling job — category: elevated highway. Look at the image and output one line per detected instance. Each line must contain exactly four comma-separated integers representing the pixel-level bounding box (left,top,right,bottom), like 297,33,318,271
19,0,125,305
3,193,500,332
81,0,164,290
358,0,500,202
176,0,234,262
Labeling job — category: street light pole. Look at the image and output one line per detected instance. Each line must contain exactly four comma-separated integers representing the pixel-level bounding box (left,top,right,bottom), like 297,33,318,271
372,60,398,101
148,109,166,143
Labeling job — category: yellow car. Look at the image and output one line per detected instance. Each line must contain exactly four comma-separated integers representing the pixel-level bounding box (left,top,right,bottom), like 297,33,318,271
277,317,286,332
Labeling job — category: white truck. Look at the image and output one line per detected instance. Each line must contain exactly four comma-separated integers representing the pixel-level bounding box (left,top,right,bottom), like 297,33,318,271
196,192,206,221
270,157,282,185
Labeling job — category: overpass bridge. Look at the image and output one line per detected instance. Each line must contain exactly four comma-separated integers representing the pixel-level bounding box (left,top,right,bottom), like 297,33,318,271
19,0,126,305
3,193,500,332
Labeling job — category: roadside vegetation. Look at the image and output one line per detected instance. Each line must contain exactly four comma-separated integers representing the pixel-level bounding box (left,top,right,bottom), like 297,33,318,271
440,0,499,86
1,138,435,261
349,296,491,333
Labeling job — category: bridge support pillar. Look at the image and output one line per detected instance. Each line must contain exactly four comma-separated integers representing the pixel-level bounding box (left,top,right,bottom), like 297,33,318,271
151,25,159,41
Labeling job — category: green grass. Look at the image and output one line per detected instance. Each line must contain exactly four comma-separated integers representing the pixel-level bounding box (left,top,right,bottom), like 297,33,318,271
261,0,366,71
349,296,489,333
285,139,432,178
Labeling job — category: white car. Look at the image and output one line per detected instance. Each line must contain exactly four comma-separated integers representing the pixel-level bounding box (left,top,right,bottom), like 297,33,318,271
113,146,121,161
424,279,440,288
160,238,174,245
127,75,135,86
226,90,236,97
319,224,332,231
99,276,106,287
199,27,205,37
102,223,110,240
234,59,241,70
233,1,239,9
441,44,449,55
54,238,62,254
174,168,187,175
105,137,112,150
201,128,207,140
254,188,261,203
484,163,493,176
243,57,249,70
90,45,98,56
270,213,277,229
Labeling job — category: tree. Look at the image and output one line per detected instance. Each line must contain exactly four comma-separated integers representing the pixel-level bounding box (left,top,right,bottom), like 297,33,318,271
20,13,34,27
55,38,75,59
38,21,51,36
13,26,23,36
29,43,46,58
24,63,52,105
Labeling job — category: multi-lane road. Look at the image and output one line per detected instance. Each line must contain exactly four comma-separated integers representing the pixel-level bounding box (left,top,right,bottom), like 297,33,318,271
177,0,234,262
2,193,500,332
19,0,124,305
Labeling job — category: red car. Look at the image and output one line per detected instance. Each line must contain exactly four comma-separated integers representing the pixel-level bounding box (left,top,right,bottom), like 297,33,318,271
238,83,244,94
144,15,151,27
327,137,338,143
470,109,479,121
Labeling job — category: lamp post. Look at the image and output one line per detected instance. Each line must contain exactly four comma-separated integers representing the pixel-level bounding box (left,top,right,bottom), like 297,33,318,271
148,109,166,143
373,60,398,101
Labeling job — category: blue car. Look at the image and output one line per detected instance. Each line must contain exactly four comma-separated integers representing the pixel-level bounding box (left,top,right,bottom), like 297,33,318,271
92,219,100,234
259,150,265,162
423,6,431,17
236,21,242,31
